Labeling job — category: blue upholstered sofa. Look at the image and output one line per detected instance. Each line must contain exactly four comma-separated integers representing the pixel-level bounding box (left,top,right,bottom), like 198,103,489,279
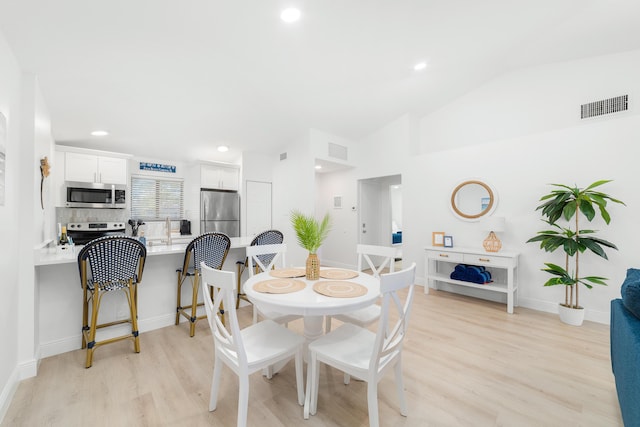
610,268,640,426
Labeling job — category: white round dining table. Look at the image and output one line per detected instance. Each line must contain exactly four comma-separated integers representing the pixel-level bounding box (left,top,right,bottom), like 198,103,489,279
243,268,380,343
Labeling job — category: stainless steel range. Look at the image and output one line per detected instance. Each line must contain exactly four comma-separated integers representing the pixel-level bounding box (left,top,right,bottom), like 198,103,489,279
67,222,126,245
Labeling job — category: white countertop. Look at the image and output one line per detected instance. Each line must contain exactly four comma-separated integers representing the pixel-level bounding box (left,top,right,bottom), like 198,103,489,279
35,236,254,266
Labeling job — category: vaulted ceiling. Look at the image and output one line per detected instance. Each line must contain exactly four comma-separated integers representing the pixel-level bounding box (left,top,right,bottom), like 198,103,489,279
1,0,639,163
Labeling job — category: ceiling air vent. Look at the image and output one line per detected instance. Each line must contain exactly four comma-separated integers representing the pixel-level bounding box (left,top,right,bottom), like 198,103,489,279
280,152,287,161
328,142,348,161
581,94,628,119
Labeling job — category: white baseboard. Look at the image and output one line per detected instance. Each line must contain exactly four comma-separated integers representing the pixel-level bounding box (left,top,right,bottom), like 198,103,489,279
0,366,19,425
39,313,178,359
18,358,38,381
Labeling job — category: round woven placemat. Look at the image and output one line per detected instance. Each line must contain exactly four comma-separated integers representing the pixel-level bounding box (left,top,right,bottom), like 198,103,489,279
319,269,359,280
253,279,306,294
313,281,367,298
269,268,306,278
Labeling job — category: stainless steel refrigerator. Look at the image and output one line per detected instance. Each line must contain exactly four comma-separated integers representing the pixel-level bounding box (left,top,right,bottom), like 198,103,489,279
200,189,240,237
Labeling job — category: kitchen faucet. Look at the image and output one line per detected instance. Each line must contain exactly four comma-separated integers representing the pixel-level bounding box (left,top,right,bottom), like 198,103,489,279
166,217,172,245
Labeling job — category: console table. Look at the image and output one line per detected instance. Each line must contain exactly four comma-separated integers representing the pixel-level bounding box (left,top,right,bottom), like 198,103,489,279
424,246,519,313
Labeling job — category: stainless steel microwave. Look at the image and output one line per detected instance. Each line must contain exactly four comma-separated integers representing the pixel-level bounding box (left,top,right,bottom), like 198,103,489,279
65,181,126,209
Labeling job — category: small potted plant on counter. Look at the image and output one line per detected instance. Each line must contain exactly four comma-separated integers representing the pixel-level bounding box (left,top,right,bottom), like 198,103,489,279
527,180,625,325
290,210,331,280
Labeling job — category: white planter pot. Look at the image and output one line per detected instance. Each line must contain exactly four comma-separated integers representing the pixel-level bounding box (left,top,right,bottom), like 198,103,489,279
558,303,584,326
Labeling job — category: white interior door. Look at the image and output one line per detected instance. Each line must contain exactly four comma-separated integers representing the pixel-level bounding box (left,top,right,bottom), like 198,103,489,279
246,180,272,237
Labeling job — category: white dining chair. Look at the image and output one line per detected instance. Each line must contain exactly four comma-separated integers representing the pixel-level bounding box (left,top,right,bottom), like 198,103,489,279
245,243,301,326
200,262,305,427
325,244,398,332
305,262,416,427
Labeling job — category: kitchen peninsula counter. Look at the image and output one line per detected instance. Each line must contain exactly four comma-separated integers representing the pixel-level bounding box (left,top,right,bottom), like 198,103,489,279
34,236,255,358
34,236,255,266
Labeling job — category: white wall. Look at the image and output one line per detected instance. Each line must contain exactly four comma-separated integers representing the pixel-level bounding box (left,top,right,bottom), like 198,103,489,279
420,50,640,152
404,49,640,323
316,169,360,269
0,32,55,421
314,50,640,324
17,74,55,392
272,132,316,267
0,28,22,422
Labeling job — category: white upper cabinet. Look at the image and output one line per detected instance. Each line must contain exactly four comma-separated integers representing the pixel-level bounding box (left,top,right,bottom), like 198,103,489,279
200,163,240,191
64,152,128,185
97,156,128,185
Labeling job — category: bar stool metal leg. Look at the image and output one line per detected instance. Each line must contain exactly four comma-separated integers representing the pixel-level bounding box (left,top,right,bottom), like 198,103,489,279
175,270,183,326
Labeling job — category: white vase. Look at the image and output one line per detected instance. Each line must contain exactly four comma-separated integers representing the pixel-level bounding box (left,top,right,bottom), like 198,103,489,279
558,303,584,326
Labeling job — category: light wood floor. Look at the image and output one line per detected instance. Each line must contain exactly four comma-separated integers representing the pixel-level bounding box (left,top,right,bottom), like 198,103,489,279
2,289,622,426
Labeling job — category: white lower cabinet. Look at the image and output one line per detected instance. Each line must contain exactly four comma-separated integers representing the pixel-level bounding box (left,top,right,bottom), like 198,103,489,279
424,246,519,314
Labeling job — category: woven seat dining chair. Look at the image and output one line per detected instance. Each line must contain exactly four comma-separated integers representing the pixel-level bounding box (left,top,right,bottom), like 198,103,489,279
245,243,301,326
235,229,283,308
77,236,147,368
325,244,398,332
175,232,231,336
201,262,305,427
306,262,416,427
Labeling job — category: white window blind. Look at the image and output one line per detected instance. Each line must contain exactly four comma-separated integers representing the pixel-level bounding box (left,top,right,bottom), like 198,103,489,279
131,175,184,220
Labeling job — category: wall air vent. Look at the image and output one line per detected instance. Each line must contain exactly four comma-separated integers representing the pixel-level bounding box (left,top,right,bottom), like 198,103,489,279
328,142,348,161
581,94,628,119
280,152,287,161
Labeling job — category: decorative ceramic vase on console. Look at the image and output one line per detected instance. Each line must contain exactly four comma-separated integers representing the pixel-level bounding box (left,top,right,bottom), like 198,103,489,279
481,216,505,252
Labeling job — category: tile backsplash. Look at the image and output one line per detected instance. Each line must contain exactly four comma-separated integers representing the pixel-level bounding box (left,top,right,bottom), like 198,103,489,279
55,207,179,238
56,207,128,226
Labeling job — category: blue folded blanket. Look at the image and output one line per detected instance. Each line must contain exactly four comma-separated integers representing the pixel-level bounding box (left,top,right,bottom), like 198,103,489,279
450,264,492,284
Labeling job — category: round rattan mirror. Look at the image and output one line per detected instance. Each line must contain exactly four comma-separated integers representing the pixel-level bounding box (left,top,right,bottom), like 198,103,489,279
450,180,497,221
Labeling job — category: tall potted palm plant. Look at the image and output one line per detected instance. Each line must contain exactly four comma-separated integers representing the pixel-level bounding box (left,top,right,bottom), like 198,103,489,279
527,180,624,325
290,210,331,280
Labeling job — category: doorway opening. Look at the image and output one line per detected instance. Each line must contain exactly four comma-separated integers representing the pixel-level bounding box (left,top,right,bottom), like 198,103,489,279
357,174,402,269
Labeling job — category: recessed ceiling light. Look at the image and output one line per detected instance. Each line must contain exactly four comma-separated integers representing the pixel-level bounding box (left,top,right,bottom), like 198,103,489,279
315,165,322,170
281,7,301,23
217,145,229,152
91,130,109,136
413,61,427,71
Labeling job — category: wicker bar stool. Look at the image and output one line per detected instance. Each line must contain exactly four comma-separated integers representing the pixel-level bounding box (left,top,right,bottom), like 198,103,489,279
78,236,147,368
235,229,283,309
176,232,231,336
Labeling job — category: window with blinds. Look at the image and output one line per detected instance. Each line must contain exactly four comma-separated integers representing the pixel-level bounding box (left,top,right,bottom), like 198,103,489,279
131,176,184,220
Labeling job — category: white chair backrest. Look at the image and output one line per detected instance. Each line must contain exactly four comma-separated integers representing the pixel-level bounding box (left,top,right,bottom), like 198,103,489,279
357,244,398,278
370,262,416,372
245,243,286,276
200,262,248,366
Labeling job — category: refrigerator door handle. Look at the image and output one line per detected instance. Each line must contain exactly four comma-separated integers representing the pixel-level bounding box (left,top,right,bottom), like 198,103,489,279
200,203,207,233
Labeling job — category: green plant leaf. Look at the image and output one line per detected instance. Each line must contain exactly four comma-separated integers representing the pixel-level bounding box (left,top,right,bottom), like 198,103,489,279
578,199,596,221
584,179,612,191
290,210,332,253
562,200,577,221
575,276,608,289
527,180,624,302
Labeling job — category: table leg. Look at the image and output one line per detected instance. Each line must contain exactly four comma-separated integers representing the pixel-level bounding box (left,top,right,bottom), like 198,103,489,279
303,315,324,344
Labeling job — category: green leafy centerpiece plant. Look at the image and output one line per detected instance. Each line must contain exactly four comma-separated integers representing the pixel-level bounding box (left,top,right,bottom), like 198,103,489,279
526,180,625,325
290,210,332,280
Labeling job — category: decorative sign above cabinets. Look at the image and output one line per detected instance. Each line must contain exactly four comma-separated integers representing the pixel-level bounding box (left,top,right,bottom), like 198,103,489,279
139,162,176,173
